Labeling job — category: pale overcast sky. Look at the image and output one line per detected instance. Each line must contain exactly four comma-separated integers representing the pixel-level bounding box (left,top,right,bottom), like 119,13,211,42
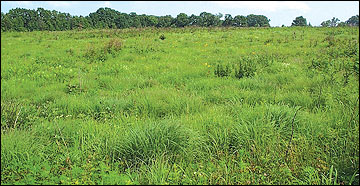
1,1,359,26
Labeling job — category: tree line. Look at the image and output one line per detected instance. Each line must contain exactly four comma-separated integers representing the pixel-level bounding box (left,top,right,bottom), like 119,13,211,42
1,7,358,32
1,7,271,31
290,15,359,27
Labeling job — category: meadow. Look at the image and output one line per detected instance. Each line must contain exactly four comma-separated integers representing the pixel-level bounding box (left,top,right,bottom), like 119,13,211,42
1,26,359,185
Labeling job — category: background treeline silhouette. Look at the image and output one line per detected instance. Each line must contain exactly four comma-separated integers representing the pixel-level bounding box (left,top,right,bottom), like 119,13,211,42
1,7,358,32
0,7,270,31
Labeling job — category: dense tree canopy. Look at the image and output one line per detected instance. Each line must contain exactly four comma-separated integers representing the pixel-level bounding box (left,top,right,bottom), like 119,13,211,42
247,14,270,27
233,15,248,27
321,17,340,27
1,7,272,32
345,15,359,26
291,16,307,26
157,15,173,28
222,14,233,27
320,16,359,27
174,13,190,27
1,7,358,32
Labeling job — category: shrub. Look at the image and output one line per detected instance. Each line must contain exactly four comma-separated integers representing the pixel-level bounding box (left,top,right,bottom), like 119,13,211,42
159,34,166,40
83,39,123,62
234,58,257,79
104,38,123,54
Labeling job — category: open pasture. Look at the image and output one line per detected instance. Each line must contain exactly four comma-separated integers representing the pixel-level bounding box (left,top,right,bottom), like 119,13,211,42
1,26,359,184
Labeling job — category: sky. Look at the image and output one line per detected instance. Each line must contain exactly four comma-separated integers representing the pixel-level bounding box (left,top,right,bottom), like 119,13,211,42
1,1,359,26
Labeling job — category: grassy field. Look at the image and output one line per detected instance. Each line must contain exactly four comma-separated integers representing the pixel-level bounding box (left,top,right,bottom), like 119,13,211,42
1,26,359,185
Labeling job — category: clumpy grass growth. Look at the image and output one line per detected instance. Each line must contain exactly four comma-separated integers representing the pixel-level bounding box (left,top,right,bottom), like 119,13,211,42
113,121,191,167
1,27,359,185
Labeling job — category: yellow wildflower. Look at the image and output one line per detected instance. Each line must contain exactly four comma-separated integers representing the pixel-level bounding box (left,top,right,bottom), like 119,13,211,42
126,180,132,185
208,65,211,67
252,52,256,55
204,63,208,66
204,43,208,47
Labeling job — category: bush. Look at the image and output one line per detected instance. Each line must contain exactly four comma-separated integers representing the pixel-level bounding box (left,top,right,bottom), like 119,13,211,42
104,38,123,54
159,34,166,40
83,39,123,62
234,58,257,79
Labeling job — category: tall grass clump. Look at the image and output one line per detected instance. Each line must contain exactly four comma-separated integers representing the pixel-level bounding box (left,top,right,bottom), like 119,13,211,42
83,38,123,62
112,121,194,167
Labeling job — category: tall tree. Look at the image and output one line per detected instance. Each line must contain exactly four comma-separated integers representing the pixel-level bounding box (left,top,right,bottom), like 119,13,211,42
321,17,340,27
1,12,13,31
346,15,359,26
329,17,340,27
157,15,173,27
337,22,346,27
222,14,234,27
146,15,159,27
174,13,190,27
128,12,141,28
233,15,247,27
198,12,221,27
291,16,307,26
7,8,27,31
114,13,130,28
246,14,270,27
189,14,199,26
321,20,331,27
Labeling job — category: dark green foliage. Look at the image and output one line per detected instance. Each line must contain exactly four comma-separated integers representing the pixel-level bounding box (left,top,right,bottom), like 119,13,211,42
292,16,307,26
214,64,231,77
346,15,359,26
1,8,271,31
246,14,270,27
157,15,173,28
321,17,340,27
233,15,248,27
213,55,277,79
174,13,190,27
234,59,257,79
222,14,234,27
196,12,223,27
2,7,358,32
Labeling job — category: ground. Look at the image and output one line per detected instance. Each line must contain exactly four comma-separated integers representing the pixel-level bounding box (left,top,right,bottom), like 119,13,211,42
1,26,359,185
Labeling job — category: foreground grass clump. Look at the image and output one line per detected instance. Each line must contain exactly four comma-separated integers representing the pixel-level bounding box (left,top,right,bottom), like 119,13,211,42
1,26,359,185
